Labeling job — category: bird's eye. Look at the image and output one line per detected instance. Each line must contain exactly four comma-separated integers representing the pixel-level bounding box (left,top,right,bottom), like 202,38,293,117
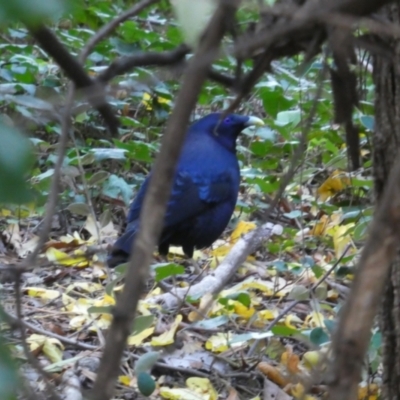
224,117,231,124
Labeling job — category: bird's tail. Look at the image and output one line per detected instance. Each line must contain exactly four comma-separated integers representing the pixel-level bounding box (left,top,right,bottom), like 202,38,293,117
107,223,137,268
107,249,129,269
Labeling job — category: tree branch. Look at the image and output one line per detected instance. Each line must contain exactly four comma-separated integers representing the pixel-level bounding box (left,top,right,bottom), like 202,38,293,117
28,25,119,136
96,45,191,83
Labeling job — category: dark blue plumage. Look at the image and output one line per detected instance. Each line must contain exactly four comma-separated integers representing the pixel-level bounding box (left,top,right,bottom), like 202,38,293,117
108,113,263,268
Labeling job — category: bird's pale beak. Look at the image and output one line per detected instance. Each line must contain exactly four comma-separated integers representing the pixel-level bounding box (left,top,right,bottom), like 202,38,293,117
245,116,265,127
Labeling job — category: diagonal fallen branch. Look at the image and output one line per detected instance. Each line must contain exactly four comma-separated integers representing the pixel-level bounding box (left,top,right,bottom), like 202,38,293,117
150,223,283,309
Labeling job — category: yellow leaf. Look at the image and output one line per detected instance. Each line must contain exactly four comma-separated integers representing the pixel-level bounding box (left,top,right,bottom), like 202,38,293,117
330,223,355,258
212,221,256,257
159,387,205,399
232,301,256,320
290,383,317,399
59,232,87,245
27,334,64,363
151,314,182,346
141,92,170,111
253,309,279,327
69,315,87,329
310,215,329,236
302,351,321,369
231,221,256,242
65,281,103,294
186,377,218,400
188,293,214,322
358,383,379,400
311,212,342,236
118,375,132,386
45,247,89,268
281,350,300,373
43,338,64,363
257,362,287,386
317,170,350,201
303,312,325,328
26,287,61,300
128,327,155,346
205,332,233,353
222,277,275,297
284,314,303,329
211,245,231,257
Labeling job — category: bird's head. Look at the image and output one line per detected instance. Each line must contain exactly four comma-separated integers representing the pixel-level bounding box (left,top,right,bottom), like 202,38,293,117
191,113,264,152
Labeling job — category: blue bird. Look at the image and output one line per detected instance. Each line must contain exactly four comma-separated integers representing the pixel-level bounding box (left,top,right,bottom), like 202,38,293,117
107,113,264,268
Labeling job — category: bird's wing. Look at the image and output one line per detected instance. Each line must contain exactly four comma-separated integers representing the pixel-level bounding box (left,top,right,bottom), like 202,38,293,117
163,170,235,227
127,170,234,227
112,170,234,256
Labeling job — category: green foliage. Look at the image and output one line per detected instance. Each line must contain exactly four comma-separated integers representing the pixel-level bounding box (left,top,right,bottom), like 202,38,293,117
0,0,74,25
0,0,378,395
0,121,34,203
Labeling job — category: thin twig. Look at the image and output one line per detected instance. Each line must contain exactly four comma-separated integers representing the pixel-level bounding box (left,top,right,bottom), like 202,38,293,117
23,85,76,268
4,311,98,351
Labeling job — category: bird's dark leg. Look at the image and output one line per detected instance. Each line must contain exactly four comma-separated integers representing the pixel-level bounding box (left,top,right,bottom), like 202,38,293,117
183,245,202,274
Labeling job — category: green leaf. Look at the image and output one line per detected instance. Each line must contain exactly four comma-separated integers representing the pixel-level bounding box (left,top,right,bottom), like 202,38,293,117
170,0,217,47
360,115,374,131
323,319,336,335
309,327,330,346
222,291,251,307
370,331,382,350
275,109,301,126
87,306,113,314
87,171,109,186
258,86,293,117
190,316,229,329
137,371,156,396
283,210,302,219
67,202,90,216
135,351,160,374
0,307,19,399
102,174,133,205
0,0,73,24
0,121,34,203
271,325,299,336
152,263,185,282
288,285,309,301
91,148,127,162
132,315,155,335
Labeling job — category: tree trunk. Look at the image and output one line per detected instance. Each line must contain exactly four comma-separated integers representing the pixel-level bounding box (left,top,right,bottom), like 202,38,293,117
373,3,400,399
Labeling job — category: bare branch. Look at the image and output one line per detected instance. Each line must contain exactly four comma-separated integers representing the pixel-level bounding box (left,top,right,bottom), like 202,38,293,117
235,0,394,60
97,45,190,83
28,25,119,136
23,86,75,267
